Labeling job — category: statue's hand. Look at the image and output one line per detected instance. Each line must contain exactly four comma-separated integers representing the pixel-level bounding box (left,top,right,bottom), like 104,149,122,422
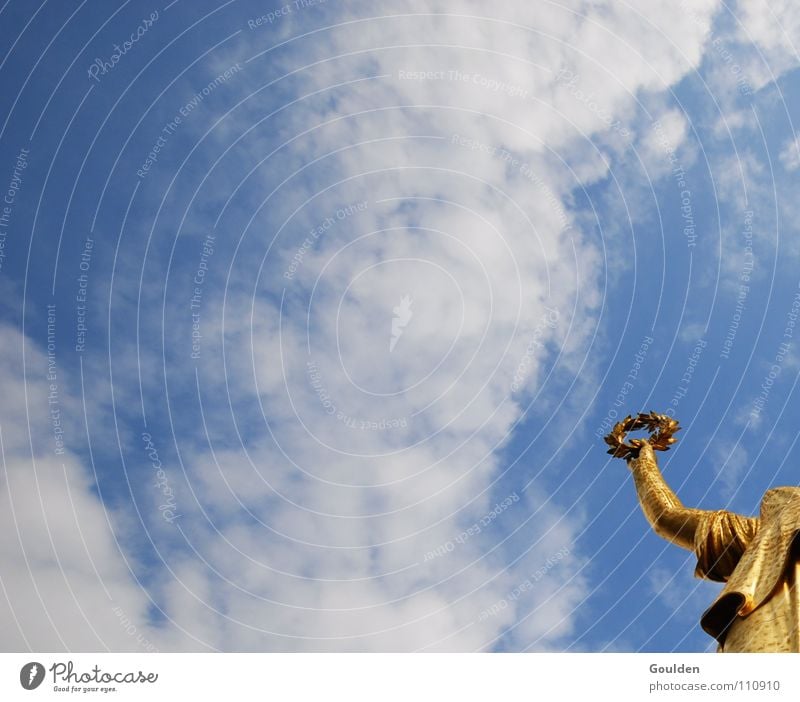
625,439,656,469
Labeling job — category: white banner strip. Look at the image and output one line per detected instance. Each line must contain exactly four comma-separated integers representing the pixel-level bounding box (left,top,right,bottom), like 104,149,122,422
1,653,798,701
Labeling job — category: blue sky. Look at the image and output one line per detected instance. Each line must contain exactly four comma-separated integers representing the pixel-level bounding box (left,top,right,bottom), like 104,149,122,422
1,0,800,652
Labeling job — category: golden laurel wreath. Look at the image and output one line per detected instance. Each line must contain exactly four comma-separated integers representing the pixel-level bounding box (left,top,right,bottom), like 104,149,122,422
603,411,680,461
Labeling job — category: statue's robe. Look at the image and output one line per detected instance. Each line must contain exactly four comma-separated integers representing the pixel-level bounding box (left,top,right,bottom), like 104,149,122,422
693,487,800,652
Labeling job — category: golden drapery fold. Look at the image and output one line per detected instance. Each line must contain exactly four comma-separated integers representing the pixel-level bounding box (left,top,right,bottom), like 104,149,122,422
693,488,800,652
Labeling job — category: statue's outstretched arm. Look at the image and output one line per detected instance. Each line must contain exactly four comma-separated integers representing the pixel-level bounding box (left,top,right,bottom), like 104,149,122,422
626,441,707,551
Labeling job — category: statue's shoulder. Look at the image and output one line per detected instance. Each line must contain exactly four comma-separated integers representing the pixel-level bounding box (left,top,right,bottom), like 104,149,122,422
763,485,800,498
759,486,800,519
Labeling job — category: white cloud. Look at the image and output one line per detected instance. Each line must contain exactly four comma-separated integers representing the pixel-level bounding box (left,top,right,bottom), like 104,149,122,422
153,0,722,651
779,136,800,171
711,441,752,498
638,108,690,179
0,324,156,652
731,0,800,89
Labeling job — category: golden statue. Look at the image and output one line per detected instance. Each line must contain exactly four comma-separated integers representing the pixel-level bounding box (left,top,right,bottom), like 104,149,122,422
606,412,800,652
